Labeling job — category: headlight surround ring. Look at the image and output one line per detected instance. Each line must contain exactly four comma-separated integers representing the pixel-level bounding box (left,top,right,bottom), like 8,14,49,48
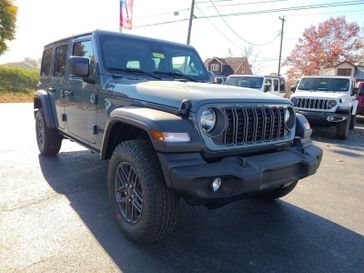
200,108,217,133
327,99,337,109
291,97,299,107
285,107,295,130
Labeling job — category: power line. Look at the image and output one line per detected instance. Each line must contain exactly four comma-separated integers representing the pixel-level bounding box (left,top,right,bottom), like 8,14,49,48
199,0,290,8
195,6,245,50
134,8,190,20
197,0,289,5
199,1,364,18
207,0,280,46
133,1,364,28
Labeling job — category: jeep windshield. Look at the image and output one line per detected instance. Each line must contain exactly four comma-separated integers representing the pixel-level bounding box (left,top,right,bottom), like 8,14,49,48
298,78,350,92
225,76,264,89
100,34,210,82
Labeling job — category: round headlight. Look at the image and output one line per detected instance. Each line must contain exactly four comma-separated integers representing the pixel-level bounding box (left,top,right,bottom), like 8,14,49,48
291,97,299,106
285,107,295,130
200,108,216,132
327,100,337,109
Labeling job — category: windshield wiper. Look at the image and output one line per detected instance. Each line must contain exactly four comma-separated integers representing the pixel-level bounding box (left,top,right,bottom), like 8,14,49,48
153,71,197,82
106,67,161,80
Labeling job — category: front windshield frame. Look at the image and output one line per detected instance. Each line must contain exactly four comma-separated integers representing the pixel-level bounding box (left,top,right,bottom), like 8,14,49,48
298,78,350,92
225,76,264,89
99,34,210,82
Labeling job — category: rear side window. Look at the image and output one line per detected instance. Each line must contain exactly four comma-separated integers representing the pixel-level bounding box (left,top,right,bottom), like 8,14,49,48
40,48,52,77
54,45,68,77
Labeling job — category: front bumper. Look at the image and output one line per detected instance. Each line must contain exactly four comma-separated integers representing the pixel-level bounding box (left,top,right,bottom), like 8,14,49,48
297,110,348,125
158,138,322,205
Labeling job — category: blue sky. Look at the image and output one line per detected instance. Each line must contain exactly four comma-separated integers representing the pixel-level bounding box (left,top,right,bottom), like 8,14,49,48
1,0,363,75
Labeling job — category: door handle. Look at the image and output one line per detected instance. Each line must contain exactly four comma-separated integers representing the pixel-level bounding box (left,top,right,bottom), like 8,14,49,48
48,87,56,93
63,90,73,96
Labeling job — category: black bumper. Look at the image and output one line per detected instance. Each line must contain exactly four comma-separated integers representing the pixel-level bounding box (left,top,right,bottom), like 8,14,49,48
297,110,348,125
158,138,322,204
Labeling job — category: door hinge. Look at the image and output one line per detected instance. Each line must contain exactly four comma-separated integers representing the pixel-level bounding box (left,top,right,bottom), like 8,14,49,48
93,125,98,135
62,114,67,122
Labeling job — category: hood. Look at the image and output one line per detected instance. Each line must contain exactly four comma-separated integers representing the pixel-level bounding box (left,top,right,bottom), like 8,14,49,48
292,90,349,100
111,80,290,112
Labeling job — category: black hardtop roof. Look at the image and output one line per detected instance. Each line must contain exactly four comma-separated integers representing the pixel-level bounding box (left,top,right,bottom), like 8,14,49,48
44,30,195,49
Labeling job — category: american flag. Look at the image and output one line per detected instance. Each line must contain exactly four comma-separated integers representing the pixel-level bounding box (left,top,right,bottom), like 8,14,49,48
120,0,134,30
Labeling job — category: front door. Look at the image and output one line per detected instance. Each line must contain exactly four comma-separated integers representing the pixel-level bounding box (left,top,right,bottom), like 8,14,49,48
64,38,97,144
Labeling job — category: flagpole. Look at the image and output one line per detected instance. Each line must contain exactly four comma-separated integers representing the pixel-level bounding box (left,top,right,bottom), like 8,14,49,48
119,0,122,33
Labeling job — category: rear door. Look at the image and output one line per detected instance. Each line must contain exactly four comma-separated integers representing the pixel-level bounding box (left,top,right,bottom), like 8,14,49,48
64,37,97,144
50,43,69,130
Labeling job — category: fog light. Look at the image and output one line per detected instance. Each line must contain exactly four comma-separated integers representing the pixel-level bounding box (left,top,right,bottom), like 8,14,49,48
327,116,335,122
210,177,222,192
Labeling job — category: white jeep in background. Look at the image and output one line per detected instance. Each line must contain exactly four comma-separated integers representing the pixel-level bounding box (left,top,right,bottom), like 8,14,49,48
224,75,286,97
290,76,359,139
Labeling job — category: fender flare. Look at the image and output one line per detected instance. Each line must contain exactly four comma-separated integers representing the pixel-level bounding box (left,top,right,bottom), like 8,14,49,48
33,90,57,128
100,107,202,159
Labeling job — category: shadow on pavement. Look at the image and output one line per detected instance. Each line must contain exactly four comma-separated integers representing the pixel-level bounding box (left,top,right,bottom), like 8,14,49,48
38,151,364,273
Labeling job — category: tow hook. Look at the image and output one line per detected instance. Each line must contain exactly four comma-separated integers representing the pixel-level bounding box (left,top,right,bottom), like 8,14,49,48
327,115,346,122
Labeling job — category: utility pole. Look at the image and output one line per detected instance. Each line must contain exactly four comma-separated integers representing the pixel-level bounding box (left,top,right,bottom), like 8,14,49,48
277,16,285,77
187,0,196,45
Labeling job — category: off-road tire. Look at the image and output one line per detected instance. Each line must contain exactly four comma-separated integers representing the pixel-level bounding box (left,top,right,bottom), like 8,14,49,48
336,118,350,139
255,181,298,200
108,140,178,245
349,114,356,130
35,110,62,156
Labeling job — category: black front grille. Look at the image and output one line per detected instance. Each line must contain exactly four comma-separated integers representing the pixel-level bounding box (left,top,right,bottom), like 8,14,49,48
223,106,288,145
297,98,330,109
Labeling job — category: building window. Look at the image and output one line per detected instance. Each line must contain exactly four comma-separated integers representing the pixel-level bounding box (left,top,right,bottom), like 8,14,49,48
337,68,352,76
210,63,220,72
241,67,245,73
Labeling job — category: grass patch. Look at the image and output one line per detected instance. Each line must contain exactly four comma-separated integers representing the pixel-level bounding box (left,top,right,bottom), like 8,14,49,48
0,90,34,103
0,66,39,103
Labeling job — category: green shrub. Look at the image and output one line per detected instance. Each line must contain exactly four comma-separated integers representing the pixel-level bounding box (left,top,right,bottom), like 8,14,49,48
0,66,39,93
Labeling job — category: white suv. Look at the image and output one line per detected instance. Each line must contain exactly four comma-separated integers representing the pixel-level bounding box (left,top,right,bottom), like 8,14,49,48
290,76,359,139
225,75,286,97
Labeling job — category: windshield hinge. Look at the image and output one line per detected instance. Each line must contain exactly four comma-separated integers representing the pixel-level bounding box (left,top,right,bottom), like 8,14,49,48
178,99,192,117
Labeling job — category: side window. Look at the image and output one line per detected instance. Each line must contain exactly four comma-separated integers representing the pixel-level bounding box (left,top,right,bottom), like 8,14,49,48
54,45,68,77
73,40,94,60
273,79,279,92
41,48,52,77
265,79,272,91
279,78,285,93
73,40,95,76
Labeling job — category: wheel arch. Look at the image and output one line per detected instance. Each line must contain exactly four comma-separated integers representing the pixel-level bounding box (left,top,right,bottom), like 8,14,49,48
100,107,202,159
33,90,57,128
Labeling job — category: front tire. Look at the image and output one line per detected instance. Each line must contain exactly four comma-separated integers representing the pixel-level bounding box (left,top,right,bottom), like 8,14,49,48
349,114,356,130
108,140,178,245
255,181,298,200
35,110,62,156
336,117,350,139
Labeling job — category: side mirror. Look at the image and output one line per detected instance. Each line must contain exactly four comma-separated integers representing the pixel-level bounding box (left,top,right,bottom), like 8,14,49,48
69,56,89,77
352,87,359,95
215,78,224,84
290,86,297,92
264,85,270,92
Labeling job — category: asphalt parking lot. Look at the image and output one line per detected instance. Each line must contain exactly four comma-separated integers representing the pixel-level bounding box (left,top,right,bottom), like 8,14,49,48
1,103,363,273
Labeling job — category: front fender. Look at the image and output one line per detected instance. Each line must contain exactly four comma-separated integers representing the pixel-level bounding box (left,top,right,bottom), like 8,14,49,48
100,107,202,158
34,90,57,128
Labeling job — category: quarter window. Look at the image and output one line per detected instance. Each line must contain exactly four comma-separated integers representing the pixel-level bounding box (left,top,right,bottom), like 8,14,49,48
40,48,52,77
54,45,68,77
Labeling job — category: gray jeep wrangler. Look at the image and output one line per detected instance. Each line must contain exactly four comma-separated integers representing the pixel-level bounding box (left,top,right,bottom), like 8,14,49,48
34,30,322,244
